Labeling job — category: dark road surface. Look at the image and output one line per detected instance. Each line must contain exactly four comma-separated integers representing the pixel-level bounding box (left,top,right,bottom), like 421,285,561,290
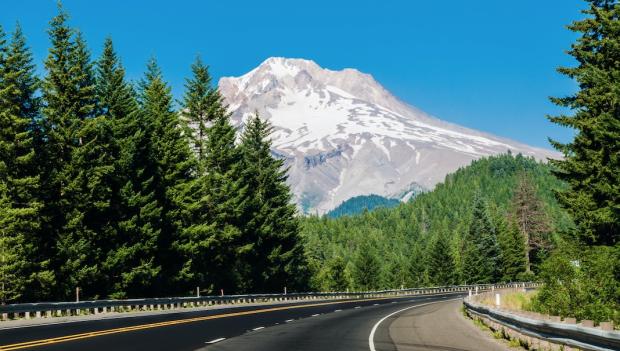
0,292,493,351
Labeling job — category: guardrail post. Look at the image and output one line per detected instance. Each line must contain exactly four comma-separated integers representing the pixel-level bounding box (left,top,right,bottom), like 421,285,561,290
600,321,614,331
25,311,30,319
495,293,500,307
35,311,41,318
1,313,7,321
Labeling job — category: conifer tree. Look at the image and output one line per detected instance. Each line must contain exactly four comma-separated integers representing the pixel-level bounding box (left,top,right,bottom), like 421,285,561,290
512,172,551,272
407,242,426,287
427,231,456,286
352,241,381,291
548,0,620,246
0,24,45,303
139,58,195,295
178,93,245,293
53,29,117,298
239,113,304,292
314,256,348,291
38,5,82,299
498,218,527,282
180,57,224,162
94,38,158,298
462,194,500,284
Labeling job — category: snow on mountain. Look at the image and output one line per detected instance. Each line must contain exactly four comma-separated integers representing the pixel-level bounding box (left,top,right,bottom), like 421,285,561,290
218,57,560,214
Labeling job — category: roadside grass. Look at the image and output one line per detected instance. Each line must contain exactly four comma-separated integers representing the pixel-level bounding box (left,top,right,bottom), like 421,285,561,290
477,290,537,312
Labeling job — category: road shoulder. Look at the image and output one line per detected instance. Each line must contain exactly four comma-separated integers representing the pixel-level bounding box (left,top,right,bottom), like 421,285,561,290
388,299,513,351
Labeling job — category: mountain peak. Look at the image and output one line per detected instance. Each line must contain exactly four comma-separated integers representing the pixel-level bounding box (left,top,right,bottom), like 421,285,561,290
218,58,561,214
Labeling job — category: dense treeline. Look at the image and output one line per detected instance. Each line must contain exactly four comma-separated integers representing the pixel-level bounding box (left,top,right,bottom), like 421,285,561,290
301,153,572,292
0,6,304,303
326,194,400,218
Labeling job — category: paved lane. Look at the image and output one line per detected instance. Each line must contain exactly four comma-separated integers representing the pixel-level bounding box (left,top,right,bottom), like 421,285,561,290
202,296,464,351
0,293,464,351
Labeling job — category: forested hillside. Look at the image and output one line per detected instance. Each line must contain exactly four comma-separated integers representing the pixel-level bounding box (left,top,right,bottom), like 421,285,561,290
326,195,400,218
0,6,304,303
301,153,573,291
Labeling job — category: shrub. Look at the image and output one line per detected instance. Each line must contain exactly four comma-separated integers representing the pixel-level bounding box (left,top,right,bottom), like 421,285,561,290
531,245,620,324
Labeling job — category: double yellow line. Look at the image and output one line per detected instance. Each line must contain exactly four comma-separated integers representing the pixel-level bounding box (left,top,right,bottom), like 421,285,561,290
0,295,417,350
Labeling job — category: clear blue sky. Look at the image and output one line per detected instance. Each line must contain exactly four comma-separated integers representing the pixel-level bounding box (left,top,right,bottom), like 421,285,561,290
1,0,584,149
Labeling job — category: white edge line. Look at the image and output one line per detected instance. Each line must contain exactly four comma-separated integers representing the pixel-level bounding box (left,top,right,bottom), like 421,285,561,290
206,337,226,343
311,314,320,317
252,326,264,331
285,319,294,322
368,298,461,351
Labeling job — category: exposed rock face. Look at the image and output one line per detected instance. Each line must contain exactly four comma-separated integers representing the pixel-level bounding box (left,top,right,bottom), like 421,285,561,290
219,57,560,214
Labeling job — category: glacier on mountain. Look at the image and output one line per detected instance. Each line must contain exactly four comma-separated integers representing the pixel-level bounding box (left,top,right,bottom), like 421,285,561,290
218,57,560,214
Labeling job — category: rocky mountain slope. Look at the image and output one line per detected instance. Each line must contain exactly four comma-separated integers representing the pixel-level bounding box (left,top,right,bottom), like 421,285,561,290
218,57,560,214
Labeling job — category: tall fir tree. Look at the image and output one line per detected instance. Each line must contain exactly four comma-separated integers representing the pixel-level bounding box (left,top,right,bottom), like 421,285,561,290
239,113,305,292
427,231,456,286
178,85,245,293
498,217,527,282
0,24,48,303
548,0,620,246
37,6,77,299
351,240,381,291
139,58,195,295
94,38,158,298
462,194,500,284
56,30,116,298
180,57,224,162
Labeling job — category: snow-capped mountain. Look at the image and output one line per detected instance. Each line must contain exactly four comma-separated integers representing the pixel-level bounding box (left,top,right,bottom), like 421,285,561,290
219,57,560,214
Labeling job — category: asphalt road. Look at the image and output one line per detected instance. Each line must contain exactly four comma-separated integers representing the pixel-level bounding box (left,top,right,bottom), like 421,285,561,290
0,292,472,351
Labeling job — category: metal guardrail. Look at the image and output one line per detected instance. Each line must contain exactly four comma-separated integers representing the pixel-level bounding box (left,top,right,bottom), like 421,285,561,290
463,298,620,351
0,283,528,320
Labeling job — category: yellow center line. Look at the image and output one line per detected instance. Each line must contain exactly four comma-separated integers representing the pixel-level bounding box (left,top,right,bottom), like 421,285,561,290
0,294,450,351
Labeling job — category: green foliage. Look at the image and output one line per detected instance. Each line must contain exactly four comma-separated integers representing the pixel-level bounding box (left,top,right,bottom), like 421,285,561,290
462,194,500,284
427,230,456,286
301,154,570,291
180,56,224,162
532,1,620,324
312,256,348,292
350,239,381,291
138,58,196,295
327,194,400,218
0,24,45,303
547,0,620,246
238,114,306,292
498,218,527,282
531,246,620,325
0,5,307,301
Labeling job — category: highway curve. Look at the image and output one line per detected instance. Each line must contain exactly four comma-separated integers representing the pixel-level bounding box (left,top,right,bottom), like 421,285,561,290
0,292,504,351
